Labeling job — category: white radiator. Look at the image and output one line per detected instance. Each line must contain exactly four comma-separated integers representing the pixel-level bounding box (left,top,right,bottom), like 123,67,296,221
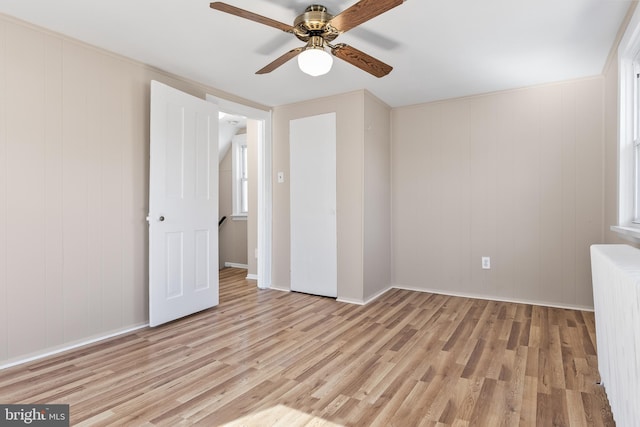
590,244,640,426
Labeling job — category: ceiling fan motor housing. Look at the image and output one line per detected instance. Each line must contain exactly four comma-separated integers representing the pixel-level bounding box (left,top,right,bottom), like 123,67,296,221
293,5,340,43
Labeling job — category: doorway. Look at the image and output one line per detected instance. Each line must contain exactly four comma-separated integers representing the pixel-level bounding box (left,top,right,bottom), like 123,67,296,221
217,112,249,273
207,94,272,289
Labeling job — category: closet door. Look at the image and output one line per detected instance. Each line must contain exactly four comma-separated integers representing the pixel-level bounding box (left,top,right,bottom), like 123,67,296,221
290,113,337,297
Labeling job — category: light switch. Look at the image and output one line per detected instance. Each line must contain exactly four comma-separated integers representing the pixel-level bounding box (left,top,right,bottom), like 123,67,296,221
277,172,285,183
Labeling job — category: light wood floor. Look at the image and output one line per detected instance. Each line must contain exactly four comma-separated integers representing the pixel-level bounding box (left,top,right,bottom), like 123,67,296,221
0,268,614,426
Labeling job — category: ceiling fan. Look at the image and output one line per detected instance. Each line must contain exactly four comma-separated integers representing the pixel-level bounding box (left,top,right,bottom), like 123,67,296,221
210,0,404,77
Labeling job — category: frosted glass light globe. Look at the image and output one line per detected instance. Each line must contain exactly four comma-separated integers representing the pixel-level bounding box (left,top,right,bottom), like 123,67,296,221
298,48,333,76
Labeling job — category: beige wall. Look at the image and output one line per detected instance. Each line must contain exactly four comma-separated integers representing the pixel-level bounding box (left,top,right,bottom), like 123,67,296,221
0,14,267,366
392,78,604,309
218,144,248,267
363,92,392,301
272,90,392,302
272,91,365,301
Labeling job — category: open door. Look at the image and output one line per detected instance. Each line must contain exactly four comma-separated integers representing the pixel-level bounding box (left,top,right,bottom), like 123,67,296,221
148,80,219,327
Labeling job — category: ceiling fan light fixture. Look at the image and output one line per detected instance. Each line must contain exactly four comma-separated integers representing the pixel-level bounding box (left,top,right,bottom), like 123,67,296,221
297,47,333,76
211,1,400,77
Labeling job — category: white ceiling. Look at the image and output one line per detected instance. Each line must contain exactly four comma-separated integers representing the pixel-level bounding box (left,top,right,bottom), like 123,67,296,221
0,0,633,108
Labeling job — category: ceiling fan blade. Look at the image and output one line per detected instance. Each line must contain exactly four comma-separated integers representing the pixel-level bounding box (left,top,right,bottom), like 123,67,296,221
210,2,294,33
256,47,305,74
331,44,392,78
329,0,404,33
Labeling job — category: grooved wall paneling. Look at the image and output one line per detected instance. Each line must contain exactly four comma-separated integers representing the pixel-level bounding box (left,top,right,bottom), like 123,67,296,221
0,14,266,365
392,78,604,308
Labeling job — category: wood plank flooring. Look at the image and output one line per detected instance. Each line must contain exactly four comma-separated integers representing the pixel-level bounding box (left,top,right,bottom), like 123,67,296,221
0,268,614,426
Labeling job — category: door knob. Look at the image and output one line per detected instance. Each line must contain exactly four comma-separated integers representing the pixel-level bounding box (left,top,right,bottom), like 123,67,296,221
159,216,165,222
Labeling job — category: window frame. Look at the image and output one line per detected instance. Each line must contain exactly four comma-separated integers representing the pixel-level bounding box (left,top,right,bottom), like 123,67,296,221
232,134,248,218
633,61,640,223
613,6,640,241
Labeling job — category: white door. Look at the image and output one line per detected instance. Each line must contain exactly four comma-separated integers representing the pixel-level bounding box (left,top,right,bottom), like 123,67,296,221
149,80,219,327
290,113,337,297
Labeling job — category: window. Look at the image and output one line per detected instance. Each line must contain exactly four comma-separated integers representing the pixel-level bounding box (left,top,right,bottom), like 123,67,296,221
232,135,248,217
614,7,640,240
635,62,640,223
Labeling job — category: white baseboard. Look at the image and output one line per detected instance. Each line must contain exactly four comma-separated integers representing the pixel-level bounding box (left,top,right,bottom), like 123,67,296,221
336,286,393,305
246,274,258,281
224,262,248,269
269,285,290,293
336,296,365,305
232,276,589,312
0,323,148,371
364,286,393,304
392,284,594,312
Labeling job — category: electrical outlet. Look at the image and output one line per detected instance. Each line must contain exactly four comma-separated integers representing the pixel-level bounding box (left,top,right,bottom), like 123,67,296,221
482,257,491,269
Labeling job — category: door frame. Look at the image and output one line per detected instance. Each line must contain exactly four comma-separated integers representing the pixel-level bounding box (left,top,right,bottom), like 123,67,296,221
206,94,272,289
